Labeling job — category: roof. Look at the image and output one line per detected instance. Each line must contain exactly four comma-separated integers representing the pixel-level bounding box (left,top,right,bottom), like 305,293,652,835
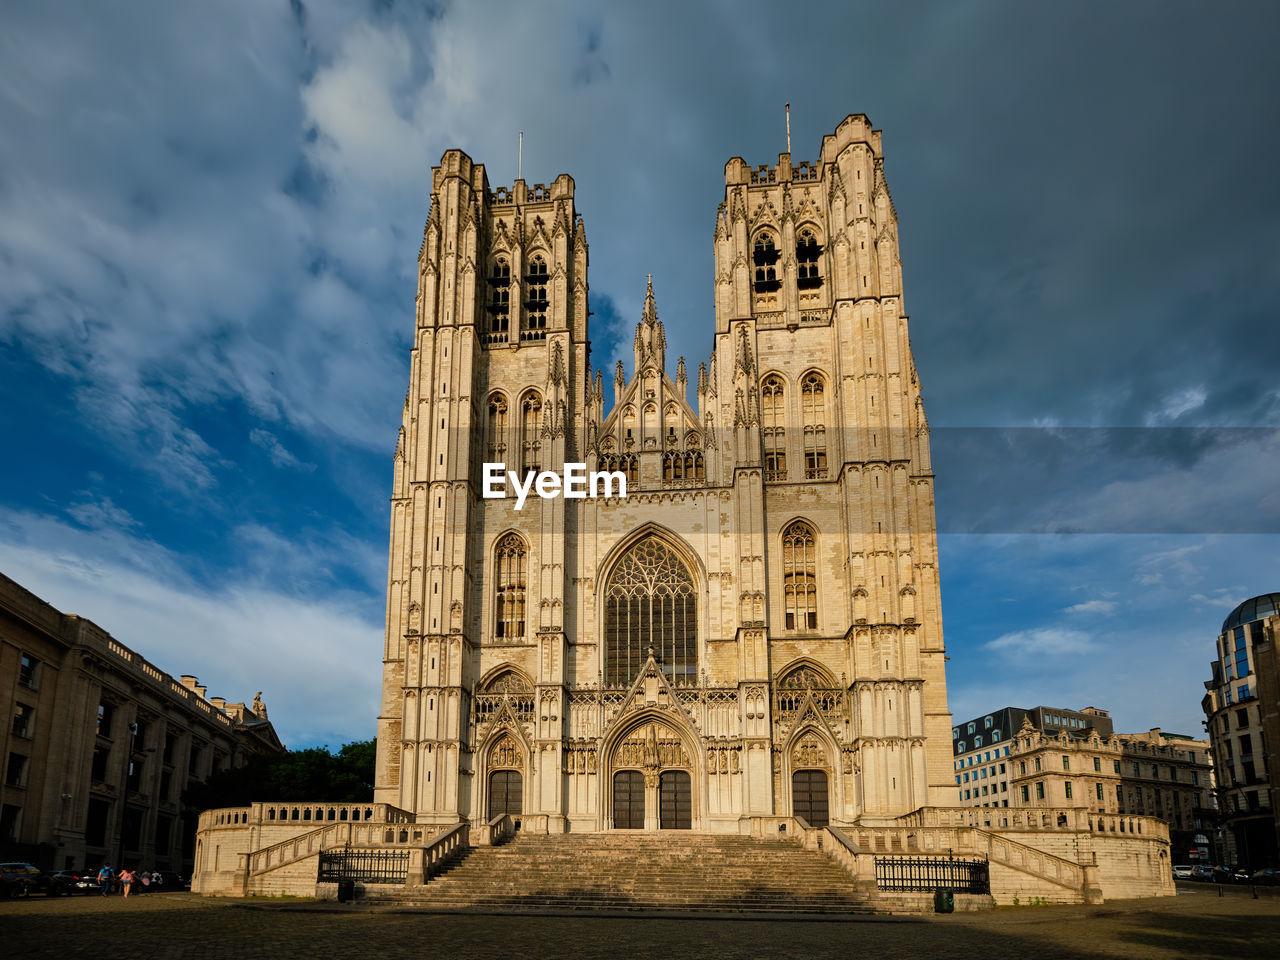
1222,593,1280,633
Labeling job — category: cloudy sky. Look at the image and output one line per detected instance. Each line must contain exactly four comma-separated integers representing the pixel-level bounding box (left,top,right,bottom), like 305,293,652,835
2,1,1277,748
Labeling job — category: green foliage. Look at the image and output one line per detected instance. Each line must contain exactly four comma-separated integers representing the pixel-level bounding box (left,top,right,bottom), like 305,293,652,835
183,739,376,811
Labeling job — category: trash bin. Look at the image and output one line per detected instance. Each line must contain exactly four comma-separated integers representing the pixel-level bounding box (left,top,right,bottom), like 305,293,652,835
934,888,955,913
337,880,355,903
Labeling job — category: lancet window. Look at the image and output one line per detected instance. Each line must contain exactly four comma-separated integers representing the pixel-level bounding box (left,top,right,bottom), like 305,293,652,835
801,372,827,479
753,233,780,293
796,229,823,289
761,375,787,481
782,520,818,630
522,255,549,340
520,391,542,475
494,534,527,640
604,536,697,687
487,394,508,463
487,258,511,340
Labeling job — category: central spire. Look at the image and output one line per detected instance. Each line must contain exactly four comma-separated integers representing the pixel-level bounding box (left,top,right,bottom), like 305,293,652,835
642,273,658,326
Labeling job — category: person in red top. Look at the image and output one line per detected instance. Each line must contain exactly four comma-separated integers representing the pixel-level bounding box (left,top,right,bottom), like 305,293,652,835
120,867,136,898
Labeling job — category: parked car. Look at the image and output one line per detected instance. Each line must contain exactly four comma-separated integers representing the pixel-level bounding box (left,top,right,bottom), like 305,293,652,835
1251,867,1280,884
49,870,97,895
1190,865,1214,881
0,863,69,897
1172,864,1194,879
154,870,189,891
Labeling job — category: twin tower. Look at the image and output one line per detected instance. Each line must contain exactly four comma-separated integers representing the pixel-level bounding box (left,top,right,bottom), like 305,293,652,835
376,114,954,833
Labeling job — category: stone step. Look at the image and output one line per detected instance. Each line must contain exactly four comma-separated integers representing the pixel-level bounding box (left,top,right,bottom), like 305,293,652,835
363,832,880,914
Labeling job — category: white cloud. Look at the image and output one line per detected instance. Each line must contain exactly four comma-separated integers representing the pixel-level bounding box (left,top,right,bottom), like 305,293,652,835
1144,386,1207,426
1062,599,1117,615
249,428,314,471
1134,543,1203,586
984,627,1096,656
66,494,139,531
0,506,380,747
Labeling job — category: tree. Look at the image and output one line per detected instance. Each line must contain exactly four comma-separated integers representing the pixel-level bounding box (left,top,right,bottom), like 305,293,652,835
183,739,376,811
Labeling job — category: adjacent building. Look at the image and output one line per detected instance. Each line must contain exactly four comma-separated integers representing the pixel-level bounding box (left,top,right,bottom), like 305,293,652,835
1250,614,1280,862
1203,593,1280,867
0,572,283,873
952,706,1115,808
954,706,1213,860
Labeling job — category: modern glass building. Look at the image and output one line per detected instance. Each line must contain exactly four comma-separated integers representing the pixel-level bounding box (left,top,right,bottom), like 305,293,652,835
1203,592,1280,867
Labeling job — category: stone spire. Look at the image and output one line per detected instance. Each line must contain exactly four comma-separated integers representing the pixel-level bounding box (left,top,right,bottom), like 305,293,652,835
642,274,658,326
633,275,667,373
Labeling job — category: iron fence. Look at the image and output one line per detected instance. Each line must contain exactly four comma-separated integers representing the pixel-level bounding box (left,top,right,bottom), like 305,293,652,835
874,856,990,893
318,849,409,885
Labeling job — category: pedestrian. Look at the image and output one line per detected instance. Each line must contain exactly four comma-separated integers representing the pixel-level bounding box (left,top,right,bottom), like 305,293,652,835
120,867,135,898
140,870,151,893
97,863,114,897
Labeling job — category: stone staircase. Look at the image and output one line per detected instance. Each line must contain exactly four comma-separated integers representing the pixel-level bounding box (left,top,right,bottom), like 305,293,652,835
365,832,879,914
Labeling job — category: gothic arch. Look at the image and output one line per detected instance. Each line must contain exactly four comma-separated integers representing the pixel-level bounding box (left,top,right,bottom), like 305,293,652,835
778,705,846,825
598,706,705,830
597,528,702,688
476,712,532,822
596,523,707,600
477,662,534,693
490,530,530,642
775,657,838,689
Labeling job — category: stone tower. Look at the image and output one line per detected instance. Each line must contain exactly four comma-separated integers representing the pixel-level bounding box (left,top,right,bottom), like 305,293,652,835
376,115,955,831
376,152,590,818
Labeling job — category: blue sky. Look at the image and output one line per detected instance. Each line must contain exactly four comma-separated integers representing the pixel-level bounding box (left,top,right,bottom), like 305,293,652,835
2,1,1278,747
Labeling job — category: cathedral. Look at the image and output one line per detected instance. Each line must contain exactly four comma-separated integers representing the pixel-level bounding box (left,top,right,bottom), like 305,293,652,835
375,113,957,832
192,115,1174,905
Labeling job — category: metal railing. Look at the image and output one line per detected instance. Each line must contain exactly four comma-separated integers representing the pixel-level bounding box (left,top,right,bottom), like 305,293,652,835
875,855,990,893
318,849,409,885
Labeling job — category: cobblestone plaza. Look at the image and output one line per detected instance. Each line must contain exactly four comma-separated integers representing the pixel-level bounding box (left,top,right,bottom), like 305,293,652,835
5,886,1279,959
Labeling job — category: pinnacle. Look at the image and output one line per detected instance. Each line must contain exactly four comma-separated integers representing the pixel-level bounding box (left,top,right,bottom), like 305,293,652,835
642,273,658,326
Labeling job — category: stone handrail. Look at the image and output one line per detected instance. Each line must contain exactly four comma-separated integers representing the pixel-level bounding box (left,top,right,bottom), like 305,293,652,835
851,822,1084,892
198,801,413,831
822,826,878,891
481,813,516,846
419,822,469,883
979,832,1083,890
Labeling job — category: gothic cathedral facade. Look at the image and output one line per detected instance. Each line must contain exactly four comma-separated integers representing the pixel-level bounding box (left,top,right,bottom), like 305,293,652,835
375,114,956,833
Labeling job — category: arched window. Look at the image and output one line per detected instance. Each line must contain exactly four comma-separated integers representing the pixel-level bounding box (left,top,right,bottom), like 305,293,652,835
796,229,823,289
620,454,638,485
487,394,508,463
761,376,786,480
604,536,697,687
494,533,526,640
753,233,780,293
488,258,511,339
522,255,548,340
520,392,542,475
685,451,704,480
782,520,817,630
800,372,827,479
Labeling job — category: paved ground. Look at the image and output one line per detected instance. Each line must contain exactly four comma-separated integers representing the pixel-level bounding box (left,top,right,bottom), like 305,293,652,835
5,883,1280,959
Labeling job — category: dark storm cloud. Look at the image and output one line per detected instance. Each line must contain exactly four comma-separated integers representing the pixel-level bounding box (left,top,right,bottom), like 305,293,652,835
1,0,1277,744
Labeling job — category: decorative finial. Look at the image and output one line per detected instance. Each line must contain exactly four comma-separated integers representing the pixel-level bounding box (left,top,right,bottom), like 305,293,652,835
785,103,791,154
642,274,658,326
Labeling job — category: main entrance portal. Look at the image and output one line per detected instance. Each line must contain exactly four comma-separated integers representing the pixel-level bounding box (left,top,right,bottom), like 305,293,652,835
792,769,829,828
613,771,645,829
659,770,691,829
489,770,523,820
